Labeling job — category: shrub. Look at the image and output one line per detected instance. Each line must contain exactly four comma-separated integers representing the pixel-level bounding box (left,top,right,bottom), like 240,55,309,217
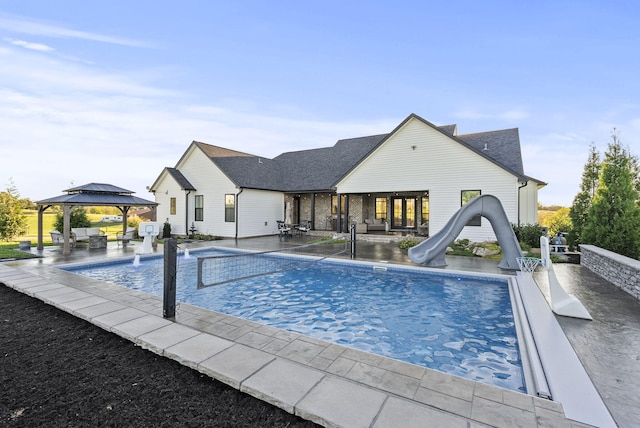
512,224,545,248
54,208,91,233
398,238,418,250
162,221,172,238
446,240,475,256
519,241,532,253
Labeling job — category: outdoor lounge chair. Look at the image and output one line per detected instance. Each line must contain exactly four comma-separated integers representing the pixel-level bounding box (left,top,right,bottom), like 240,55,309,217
277,221,291,239
50,230,64,244
296,220,311,237
116,227,136,246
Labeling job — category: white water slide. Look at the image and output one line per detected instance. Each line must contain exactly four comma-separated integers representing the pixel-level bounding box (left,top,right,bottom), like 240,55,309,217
408,194,523,270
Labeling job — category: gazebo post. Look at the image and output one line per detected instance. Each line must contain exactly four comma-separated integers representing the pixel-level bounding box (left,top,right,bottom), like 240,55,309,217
37,205,45,250
63,205,72,256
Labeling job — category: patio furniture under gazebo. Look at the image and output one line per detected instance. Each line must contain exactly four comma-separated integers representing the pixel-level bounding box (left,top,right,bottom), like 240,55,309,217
35,183,158,256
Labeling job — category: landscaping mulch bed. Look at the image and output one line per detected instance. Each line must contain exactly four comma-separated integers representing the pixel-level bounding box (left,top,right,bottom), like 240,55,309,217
0,284,319,427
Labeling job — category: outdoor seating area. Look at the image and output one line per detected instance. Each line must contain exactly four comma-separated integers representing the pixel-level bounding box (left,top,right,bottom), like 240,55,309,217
277,221,313,239
71,227,103,246
364,218,386,232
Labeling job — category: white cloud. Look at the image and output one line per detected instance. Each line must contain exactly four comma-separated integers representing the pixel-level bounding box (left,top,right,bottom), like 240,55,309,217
0,13,149,47
0,45,392,201
3,37,54,52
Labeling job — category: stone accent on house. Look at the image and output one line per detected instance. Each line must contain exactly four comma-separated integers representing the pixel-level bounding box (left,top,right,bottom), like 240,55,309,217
580,244,640,301
347,195,364,224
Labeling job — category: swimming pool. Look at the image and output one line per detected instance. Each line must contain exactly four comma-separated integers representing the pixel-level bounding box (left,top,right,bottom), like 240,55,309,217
63,248,526,393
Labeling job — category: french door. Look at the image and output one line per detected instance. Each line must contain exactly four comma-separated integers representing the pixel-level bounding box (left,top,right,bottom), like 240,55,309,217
392,197,416,229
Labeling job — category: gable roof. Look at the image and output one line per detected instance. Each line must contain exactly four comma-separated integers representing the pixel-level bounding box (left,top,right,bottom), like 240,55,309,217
194,141,254,158
155,113,543,193
273,134,387,192
37,182,157,206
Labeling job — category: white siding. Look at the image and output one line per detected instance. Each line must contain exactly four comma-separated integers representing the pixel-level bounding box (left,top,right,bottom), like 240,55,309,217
237,189,284,237
337,117,520,241
162,146,285,238
153,171,189,235
177,147,239,237
518,181,540,225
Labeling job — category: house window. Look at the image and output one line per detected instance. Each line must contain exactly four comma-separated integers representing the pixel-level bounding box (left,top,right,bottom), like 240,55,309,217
375,198,387,220
170,197,176,215
225,194,235,222
194,195,204,221
331,195,346,215
421,197,429,224
461,190,481,226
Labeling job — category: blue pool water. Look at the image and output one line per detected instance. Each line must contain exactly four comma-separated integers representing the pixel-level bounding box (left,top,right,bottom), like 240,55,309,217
64,249,525,392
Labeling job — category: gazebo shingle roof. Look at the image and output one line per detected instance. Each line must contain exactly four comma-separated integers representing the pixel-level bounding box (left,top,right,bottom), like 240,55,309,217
36,183,157,206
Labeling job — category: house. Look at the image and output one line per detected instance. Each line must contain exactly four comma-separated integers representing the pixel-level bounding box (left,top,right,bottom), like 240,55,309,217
149,113,545,241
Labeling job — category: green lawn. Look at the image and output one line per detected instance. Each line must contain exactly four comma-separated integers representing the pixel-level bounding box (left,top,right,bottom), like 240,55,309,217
18,211,127,241
0,243,39,259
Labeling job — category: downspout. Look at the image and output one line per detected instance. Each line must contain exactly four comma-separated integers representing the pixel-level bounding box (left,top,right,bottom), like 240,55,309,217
185,191,191,237
517,180,529,225
235,188,243,240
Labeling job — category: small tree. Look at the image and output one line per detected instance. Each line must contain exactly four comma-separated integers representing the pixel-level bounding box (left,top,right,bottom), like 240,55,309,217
545,207,572,238
0,179,28,241
162,220,172,238
569,143,600,247
54,208,92,233
582,131,640,258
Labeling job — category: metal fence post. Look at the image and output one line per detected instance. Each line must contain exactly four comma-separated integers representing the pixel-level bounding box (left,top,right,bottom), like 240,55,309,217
350,223,356,259
163,238,177,319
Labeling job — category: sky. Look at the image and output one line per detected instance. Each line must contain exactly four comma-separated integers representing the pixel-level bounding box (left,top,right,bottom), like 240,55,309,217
1,1,640,206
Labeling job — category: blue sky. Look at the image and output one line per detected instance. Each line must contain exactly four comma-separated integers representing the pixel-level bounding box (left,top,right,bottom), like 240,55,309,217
1,1,639,206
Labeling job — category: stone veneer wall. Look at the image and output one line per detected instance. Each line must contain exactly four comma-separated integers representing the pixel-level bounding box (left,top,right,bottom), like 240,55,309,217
580,244,640,301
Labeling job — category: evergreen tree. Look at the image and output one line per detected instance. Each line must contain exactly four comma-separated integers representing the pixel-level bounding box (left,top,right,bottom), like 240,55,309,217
569,144,600,247
0,178,28,241
582,131,640,259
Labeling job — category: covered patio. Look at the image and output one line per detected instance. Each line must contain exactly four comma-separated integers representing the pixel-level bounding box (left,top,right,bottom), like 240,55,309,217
35,183,158,256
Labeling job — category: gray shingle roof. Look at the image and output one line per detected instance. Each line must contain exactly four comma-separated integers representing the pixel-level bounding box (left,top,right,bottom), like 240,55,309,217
37,182,157,206
212,156,283,190
457,128,524,176
273,134,387,191
181,114,536,192
166,168,196,191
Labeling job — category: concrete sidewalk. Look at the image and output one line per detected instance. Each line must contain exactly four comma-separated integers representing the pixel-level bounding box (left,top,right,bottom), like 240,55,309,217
4,236,639,427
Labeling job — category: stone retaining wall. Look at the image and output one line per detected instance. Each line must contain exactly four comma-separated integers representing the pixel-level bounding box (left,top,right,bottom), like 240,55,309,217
580,244,640,301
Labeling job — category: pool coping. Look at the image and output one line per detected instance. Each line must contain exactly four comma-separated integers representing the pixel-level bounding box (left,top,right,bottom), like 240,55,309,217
0,260,593,428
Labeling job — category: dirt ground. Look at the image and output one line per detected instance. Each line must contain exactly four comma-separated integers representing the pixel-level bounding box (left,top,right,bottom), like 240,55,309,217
0,284,319,427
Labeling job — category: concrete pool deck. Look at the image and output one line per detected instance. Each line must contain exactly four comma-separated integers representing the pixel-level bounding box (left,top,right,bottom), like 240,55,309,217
2,237,639,427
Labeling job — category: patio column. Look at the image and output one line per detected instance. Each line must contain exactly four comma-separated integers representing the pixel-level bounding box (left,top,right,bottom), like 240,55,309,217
37,205,45,250
344,195,350,233
336,194,342,233
310,193,316,230
62,205,72,256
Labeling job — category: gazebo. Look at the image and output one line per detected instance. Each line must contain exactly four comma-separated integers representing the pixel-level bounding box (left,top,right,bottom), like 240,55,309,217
36,183,158,256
